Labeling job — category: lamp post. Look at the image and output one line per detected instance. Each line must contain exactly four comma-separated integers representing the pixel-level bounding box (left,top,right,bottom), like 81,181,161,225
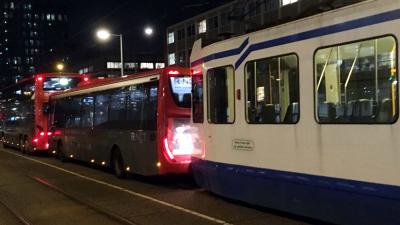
96,29,124,76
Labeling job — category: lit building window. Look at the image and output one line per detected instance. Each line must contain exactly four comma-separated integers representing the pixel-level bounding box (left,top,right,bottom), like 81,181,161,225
10,2,15,9
198,19,207,34
155,63,165,69
168,32,175,44
282,0,298,6
46,14,51,20
125,62,138,69
168,53,176,65
140,63,154,69
107,62,122,69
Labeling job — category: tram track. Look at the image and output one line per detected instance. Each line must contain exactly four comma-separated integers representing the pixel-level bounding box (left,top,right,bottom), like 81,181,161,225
0,197,32,225
30,175,138,225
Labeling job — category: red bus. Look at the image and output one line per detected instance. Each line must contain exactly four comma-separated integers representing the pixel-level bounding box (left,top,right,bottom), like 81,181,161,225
48,67,202,176
0,73,90,153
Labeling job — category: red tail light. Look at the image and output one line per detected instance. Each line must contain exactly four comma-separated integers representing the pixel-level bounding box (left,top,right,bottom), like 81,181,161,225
164,118,203,161
32,138,39,143
39,132,45,136
168,70,180,75
47,132,52,136
36,76,43,81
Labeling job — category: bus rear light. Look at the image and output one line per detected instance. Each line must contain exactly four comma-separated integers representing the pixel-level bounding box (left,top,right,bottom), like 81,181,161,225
163,138,175,160
83,77,89,82
47,132,52,136
165,118,203,159
168,70,180,75
45,143,49,149
54,130,62,135
32,138,39,143
39,132,45,136
191,69,202,75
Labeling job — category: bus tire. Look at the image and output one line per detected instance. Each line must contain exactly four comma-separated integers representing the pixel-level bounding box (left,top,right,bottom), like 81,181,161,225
20,137,28,154
111,148,126,179
57,142,68,163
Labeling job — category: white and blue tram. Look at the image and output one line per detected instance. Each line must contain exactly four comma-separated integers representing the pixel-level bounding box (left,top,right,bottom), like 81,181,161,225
190,0,400,224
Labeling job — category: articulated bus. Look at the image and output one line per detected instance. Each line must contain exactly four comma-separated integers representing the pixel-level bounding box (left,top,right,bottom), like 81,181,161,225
0,73,90,153
48,67,202,177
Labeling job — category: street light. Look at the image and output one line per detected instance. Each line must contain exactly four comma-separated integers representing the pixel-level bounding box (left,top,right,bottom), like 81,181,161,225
56,63,64,72
144,27,153,36
96,29,124,76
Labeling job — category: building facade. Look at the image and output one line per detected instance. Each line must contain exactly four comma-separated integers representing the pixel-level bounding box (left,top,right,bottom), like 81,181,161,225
0,0,69,87
166,0,364,67
74,55,165,78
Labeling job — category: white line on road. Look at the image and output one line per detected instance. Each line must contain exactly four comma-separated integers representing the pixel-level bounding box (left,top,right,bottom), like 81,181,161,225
1,149,233,225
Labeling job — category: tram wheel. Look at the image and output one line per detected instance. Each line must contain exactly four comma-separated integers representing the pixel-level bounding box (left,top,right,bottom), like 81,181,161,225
112,149,126,179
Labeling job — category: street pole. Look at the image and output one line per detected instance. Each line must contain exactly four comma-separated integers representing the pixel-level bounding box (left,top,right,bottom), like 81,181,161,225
119,34,124,76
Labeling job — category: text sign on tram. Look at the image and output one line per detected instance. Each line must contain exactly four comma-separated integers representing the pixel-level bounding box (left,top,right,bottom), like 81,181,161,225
232,139,254,151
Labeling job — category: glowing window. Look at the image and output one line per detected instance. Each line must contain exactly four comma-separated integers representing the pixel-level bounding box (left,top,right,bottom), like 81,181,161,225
198,19,206,34
282,0,298,6
314,36,398,124
168,53,176,65
140,63,154,69
168,32,175,44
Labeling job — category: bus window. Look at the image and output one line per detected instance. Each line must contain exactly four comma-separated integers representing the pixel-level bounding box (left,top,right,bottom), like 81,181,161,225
245,54,299,124
82,96,94,128
44,77,81,91
109,88,127,124
207,66,235,124
94,93,110,127
315,36,398,124
141,81,158,130
66,96,82,128
169,76,191,108
127,84,143,130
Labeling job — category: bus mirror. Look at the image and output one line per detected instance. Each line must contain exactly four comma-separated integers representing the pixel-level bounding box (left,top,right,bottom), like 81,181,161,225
43,103,50,114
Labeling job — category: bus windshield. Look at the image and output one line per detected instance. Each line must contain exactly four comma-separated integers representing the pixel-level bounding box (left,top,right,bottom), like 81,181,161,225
43,77,81,91
169,76,191,108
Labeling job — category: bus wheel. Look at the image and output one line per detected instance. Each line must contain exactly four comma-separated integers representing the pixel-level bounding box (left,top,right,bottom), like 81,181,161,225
57,142,68,163
20,138,27,154
112,149,126,178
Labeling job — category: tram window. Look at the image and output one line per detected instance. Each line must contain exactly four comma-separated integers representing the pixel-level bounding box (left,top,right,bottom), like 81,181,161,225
81,96,94,128
94,93,110,127
207,66,235,124
315,36,398,124
192,74,204,123
245,54,299,124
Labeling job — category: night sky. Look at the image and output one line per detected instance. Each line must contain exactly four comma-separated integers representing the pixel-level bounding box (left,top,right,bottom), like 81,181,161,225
63,0,231,63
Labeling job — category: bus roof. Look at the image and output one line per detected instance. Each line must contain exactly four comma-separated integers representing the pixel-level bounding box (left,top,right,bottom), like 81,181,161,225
49,67,190,99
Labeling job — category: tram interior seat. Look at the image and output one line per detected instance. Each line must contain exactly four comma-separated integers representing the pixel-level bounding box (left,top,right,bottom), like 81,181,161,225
377,98,393,123
259,104,280,123
283,102,299,123
318,102,336,122
351,99,376,122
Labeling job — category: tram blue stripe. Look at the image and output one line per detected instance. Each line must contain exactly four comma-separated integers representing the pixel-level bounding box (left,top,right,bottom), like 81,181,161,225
235,8,400,68
191,158,400,225
191,37,249,67
191,8,400,68
192,158,400,201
